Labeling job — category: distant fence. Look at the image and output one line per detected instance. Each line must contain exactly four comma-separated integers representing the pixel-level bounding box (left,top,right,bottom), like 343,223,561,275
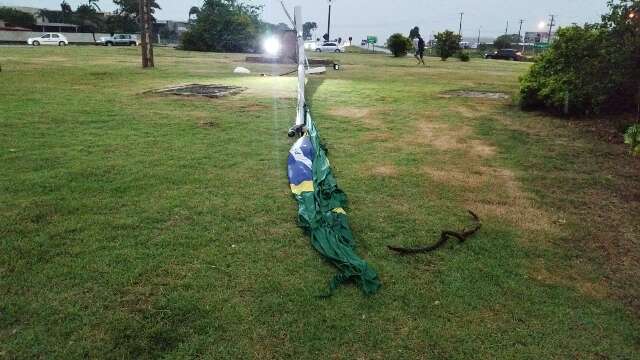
0,31,113,44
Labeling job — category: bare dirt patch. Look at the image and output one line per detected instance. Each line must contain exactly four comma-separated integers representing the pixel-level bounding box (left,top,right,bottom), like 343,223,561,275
441,90,510,100
150,84,246,98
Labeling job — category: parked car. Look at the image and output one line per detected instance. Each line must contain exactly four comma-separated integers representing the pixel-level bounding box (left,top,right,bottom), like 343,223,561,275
315,42,343,53
27,33,68,46
484,49,523,61
97,34,140,46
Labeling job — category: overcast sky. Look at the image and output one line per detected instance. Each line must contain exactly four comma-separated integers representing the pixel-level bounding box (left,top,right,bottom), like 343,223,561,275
1,0,609,41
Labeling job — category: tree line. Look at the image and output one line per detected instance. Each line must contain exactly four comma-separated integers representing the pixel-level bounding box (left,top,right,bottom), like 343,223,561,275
0,0,160,36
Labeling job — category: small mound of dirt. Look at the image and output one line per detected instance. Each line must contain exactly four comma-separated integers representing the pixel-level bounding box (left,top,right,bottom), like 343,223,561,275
151,84,246,98
441,91,510,100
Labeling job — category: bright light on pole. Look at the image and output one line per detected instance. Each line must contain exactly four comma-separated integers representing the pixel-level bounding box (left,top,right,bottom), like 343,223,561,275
263,36,281,56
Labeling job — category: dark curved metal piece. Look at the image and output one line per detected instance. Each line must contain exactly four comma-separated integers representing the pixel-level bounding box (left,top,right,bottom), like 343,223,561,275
388,210,482,255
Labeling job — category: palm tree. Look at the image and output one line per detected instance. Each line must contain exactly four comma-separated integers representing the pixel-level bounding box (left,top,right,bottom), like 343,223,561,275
87,0,101,12
188,6,200,23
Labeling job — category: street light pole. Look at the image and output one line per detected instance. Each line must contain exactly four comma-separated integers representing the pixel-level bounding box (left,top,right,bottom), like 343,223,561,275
327,0,333,41
518,19,524,41
458,12,464,37
547,14,556,43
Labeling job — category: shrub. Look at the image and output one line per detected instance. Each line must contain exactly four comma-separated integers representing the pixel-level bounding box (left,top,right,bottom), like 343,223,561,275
519,25,613,114
386,33,412,57
457,52,470,62
181,0,264,52
625,124,640,155
434,30,461,61
519,0,640,115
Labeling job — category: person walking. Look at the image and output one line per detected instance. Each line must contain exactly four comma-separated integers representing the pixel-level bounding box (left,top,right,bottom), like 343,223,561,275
416,35,426,65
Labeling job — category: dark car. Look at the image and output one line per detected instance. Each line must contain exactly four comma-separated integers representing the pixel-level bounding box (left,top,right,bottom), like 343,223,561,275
485,49,523,61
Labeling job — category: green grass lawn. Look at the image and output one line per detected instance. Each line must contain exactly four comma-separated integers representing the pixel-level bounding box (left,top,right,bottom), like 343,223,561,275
1,46,639,359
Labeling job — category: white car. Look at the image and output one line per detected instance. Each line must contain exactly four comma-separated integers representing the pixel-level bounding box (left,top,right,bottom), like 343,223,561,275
315,42,343,53
27,33,68,46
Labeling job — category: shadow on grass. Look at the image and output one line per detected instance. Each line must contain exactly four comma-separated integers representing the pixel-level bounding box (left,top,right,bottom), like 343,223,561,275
305,77,325,109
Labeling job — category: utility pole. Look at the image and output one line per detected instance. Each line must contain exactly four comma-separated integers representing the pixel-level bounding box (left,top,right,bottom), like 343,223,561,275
505,20,509,35
327,0,333,41
139,0,154,68
547,14,556,43
458,12,464,37
518,19,524,41
477,27,481,46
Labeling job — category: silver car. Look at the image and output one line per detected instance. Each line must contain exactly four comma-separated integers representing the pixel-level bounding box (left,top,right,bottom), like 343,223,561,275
27,33,68,46
97,34,140,46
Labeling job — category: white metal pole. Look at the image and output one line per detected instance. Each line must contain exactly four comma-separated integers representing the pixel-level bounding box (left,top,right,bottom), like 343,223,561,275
295,6,306,127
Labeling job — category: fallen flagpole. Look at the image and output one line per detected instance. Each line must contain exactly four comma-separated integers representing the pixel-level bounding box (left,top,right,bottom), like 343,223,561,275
285,5,381,296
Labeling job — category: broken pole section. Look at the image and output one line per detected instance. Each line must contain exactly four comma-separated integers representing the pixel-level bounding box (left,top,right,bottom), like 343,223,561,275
295,6,305,128
140,0,154,68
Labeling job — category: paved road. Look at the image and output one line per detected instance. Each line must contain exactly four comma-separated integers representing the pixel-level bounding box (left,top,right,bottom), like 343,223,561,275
354,44,391,55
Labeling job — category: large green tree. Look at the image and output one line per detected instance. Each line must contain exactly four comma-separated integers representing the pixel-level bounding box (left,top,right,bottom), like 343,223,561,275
188,6,200,23
112,0,160,16
493,34,521,49
434,30,461,61
75,3,104,41
302,21,317,40
106,0,160,33
180,0,264,52
0,7,36,28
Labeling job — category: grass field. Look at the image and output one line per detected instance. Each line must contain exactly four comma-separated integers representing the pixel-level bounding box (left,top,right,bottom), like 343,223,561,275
1,46,639,359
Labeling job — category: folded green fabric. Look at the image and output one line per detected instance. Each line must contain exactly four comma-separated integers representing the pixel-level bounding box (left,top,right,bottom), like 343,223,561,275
287,113,381,296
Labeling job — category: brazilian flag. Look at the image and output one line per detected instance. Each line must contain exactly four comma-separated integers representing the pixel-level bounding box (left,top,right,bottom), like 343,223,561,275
287,112,381,296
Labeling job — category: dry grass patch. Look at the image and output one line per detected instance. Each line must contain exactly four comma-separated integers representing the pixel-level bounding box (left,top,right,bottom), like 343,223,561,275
454,105,478,119
328,107,384,128
410,121,497,158
529,260,609,300
424,164,554,233
328,107,371,119
368,164,399,177
360,131,393,143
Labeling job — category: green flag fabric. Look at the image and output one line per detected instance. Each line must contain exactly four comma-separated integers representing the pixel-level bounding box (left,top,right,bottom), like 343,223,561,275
287,113,381,296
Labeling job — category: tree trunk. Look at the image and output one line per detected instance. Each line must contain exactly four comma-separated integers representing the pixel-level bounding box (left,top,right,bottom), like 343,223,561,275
140,0,154,68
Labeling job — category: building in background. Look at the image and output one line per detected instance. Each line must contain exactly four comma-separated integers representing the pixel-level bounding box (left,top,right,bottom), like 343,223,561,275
8,6,79,32
524,31,556,44
154,20,189,44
